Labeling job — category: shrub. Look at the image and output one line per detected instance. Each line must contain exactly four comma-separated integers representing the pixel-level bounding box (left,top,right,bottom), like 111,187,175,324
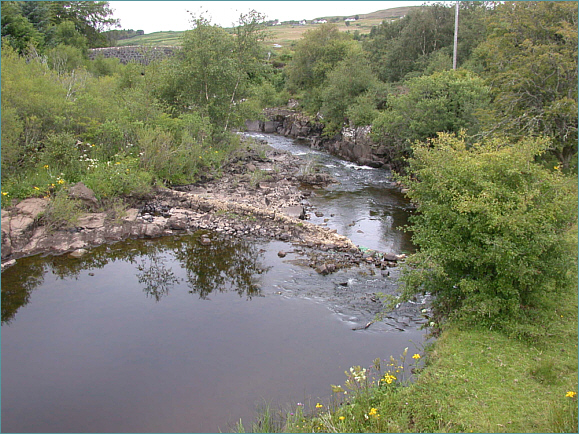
398,133,578,330
83,155,153,199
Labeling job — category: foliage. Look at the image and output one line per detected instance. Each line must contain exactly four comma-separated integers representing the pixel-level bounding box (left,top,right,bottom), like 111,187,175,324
319,48,380,133
1,1,118,52
474,1,578,170
364,2,492,82
284,23,359,112
155,11,268,133
371,69,490,170
82,154,153,199
42,188,84,231
398,133,578,328
0,46,69,176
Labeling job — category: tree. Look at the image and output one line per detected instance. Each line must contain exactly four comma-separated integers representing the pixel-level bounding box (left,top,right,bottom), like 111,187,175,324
154,11,268,137
1,1,45,53
371,69,490,170
364,2,491,83
474,1,578,170
399,133,578,331
47,1,118,48
284,23,358,111
319,48,380,133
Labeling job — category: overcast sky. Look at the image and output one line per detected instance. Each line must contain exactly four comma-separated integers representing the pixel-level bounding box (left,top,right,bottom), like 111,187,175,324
108,1,427,33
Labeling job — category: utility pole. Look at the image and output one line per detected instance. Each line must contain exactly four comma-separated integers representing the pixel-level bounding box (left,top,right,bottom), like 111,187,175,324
453,0,459,69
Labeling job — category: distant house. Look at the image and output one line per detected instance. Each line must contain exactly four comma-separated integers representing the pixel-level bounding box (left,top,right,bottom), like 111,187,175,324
312,19,327,24
299,19,307,25
345,17,357,22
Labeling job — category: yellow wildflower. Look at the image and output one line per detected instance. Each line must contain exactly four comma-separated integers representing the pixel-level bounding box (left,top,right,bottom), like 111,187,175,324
57,179,65,184
1,191,8,196
315,403,323,408
33,186,40,190
566,391,577,398
339,416,345,421
44,165,49,169
382,373,397,384
412,353,421,359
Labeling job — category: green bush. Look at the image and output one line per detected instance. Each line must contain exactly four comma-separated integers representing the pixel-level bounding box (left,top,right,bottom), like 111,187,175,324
83,155,153,199
398,133,578,330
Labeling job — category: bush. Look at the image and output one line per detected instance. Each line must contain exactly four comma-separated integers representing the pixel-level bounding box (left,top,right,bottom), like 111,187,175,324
83,155,153,199
398,133,578,330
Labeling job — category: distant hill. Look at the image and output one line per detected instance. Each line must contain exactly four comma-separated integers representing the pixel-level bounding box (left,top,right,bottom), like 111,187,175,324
116,5,420,49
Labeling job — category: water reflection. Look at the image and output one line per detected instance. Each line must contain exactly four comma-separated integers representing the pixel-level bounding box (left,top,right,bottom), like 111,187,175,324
1,232,270,323
1,261,45,325
173,234,269,300
136,254,180,302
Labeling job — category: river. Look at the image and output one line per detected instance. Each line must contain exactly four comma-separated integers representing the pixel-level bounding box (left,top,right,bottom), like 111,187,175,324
1,133,429,433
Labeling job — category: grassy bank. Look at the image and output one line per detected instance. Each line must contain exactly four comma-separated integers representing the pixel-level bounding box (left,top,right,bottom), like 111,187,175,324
240,294,577,433
239,237,578,433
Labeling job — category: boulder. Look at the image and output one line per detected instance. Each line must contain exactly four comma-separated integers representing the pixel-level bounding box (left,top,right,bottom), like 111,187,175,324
280,206,305,220
68,182,98,209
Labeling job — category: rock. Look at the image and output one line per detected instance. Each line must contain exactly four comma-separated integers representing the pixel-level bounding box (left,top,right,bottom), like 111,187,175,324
167,215,188,230
68,182,98,208
315,211,324,217
279,233,291,241
315,264,328,275
200,236,211,245
70,249,88,258
76,213,106,230
277,250,287,258
1,259,16,272
280,206,305,220
15,198,49,218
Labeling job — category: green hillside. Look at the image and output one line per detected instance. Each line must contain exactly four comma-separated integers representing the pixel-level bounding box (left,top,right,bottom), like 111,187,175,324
115,5,419,48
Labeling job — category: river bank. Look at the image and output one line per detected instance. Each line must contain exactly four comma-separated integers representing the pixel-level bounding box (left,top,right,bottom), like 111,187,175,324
1,137,405,273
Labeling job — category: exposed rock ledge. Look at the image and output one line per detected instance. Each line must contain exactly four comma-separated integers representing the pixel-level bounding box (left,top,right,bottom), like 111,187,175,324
246,108,395,169
1,143,362,272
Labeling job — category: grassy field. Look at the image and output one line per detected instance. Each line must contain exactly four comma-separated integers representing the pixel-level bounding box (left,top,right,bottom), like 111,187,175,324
115,6,417,49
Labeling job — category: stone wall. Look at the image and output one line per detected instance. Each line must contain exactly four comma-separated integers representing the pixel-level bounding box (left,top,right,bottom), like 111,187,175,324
88,46,177,65
245,108,392,169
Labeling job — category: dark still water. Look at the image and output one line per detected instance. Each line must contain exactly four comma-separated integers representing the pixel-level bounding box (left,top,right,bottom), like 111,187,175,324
1,234,427,433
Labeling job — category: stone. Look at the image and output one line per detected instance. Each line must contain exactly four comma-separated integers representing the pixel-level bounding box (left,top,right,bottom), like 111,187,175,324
70,249,88,258
68,182,98,208
77,213,106,230
277,250,287,258
280,206,305,220
167,215,188,230
15,198,49,217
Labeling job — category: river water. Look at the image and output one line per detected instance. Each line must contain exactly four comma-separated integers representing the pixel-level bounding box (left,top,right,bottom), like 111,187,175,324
1,133,428,433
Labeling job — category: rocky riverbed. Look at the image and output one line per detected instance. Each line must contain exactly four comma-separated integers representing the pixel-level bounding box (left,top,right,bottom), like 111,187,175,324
1,139,406,273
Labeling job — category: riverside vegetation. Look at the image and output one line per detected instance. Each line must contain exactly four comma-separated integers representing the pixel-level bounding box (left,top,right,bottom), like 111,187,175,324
2,1,578,432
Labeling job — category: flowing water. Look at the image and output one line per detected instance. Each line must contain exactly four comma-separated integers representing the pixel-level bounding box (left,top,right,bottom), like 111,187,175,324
1,134,429,433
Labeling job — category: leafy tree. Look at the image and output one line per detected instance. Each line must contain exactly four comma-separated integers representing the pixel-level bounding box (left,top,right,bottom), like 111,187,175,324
319,47,380,133
364,2,491,82
1,1,117,52
474,1,578,170
371,69,490,170
284,23,358,111
399,133,578,331
47,1,118,48
1,1,45,53
155,11,268,135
